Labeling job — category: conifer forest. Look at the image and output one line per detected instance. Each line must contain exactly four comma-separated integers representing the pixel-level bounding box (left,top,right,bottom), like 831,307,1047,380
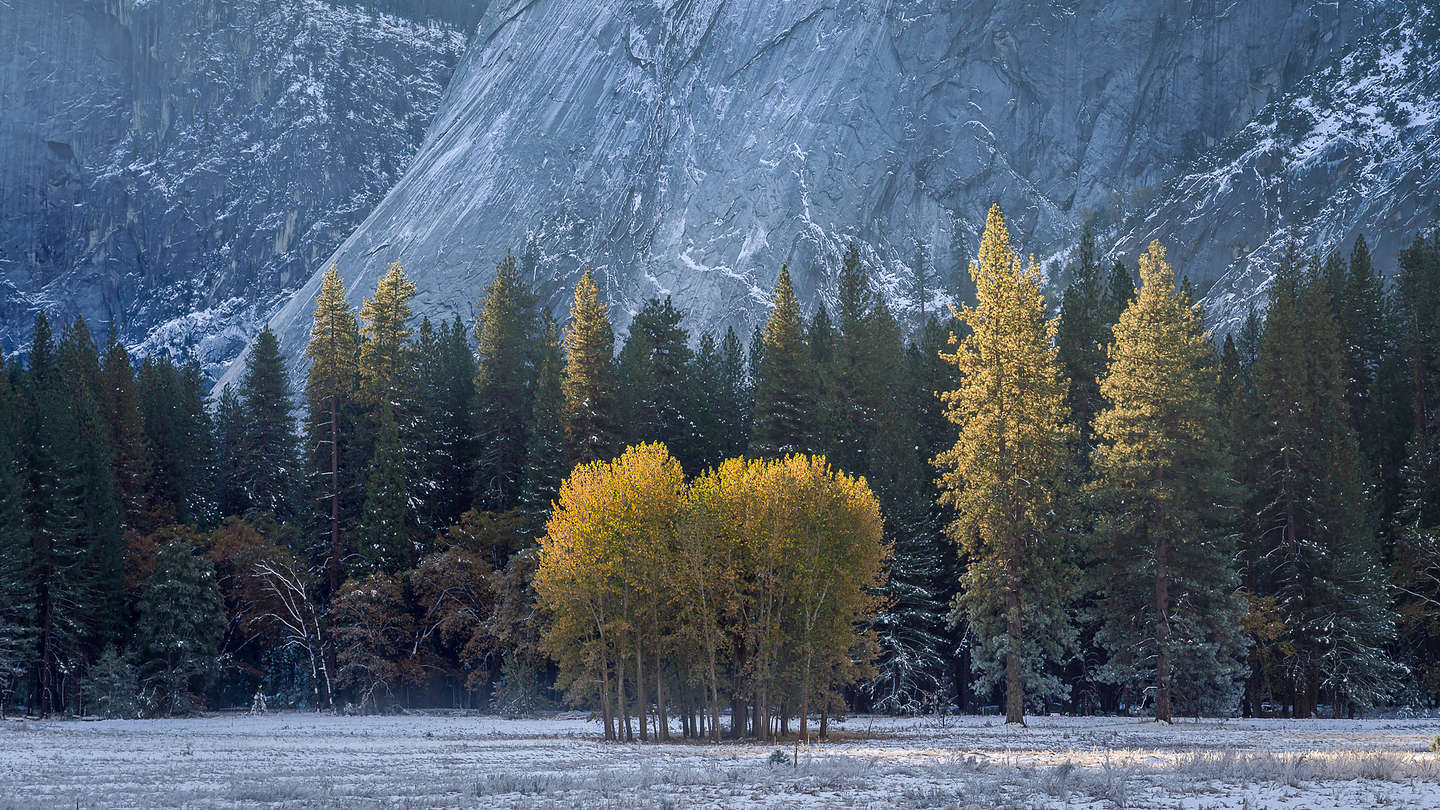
3,204,1439,739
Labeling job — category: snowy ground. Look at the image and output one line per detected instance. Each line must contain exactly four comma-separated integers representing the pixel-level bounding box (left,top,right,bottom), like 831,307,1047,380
1,712,1437,808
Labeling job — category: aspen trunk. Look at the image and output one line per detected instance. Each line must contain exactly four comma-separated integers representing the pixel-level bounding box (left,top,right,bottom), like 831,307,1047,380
634,628,648,741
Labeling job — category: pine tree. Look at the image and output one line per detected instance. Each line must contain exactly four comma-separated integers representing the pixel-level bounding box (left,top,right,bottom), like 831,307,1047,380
133,541,225,716
213,385,249,518
618,297,697,468
358,261,417,411
1391,230,1440,698
235,327,300,520
98,332,156,531
934,205,1075,725
473,253,539,511
1249,247,1397,715
1102,260,1137,326
562,268,622,466
1056,226,1112,461
519,314,566,521
750,265,817,458
692,327,752,471
718,327,753,459
304,266,361,596
22,316,120,713
690,331,726,471
358,403,412,575
1089,241,1247,722
55,318,126,663
412,316,477,535
139,358,215,526
0,357,34,713
829,243,887,475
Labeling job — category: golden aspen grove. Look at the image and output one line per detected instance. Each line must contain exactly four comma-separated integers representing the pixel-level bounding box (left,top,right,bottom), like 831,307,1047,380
534,444,885,742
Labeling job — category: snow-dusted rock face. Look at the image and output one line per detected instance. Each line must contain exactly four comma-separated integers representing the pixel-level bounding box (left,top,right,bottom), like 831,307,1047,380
0,0,472,375
240,0,1400,391
1115,4,1440,331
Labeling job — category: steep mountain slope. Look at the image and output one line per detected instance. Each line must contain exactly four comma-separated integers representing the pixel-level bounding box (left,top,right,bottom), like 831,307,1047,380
0,0,472,374
247,0,1383,389
1113,3,1440,330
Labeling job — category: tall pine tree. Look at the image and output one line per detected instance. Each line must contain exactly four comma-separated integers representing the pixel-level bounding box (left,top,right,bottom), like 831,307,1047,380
235,327,300,521
561,268,622,466
935,205,1075,725
1249,247,1396,715
750,265,816,458
1089,241,1247,722
304,266,361,596
473,253,539,511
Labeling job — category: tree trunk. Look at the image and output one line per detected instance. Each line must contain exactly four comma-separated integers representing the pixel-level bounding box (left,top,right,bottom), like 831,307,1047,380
600,646,614,741
617,653,632,741
1154,533,1173,724
1004,582,1025,726
820,702,828,739
658,651,668,740
634,628,647,741
731,640,747,738
799,648,812,742
328,396,341,597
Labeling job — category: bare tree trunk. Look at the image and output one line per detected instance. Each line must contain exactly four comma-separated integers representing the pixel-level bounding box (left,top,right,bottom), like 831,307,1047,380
1154,533,1173,724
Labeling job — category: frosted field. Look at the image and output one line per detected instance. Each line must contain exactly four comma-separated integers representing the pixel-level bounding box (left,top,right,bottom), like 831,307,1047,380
1,713,1438,809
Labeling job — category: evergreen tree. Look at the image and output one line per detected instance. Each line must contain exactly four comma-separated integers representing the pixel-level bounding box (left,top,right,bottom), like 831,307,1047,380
808,303,837,457
1329,236,1389,468
1249,248,1397,715
1391,231,1440,698
1102,259,1137,326
519,314,566,521
0,358,34,713
133,542,225,716
750,265,816,457
561,268,622,466
304,266,361,596
235,327,300,520
213,385,249,519
828,243,888,474
690,331,726,471
55,318,126,662
412,316,477,535
138,358,215,526
358,403,412,574
717,327,752,459
935,205,1076,725
618,297,697,469
98,332,156,531
22,316,115,714
358,261,418,411
473,253,539,511
1089,241,1247,722
1056,226,1111,461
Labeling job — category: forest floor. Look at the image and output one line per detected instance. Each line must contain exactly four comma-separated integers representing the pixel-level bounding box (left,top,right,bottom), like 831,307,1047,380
0,711,1437,808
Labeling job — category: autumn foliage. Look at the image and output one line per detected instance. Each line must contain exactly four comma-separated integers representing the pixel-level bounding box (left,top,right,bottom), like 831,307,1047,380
534,443,886,742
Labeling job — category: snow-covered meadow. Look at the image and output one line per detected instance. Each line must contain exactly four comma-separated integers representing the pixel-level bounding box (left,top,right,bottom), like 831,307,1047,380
2,713,1438,808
